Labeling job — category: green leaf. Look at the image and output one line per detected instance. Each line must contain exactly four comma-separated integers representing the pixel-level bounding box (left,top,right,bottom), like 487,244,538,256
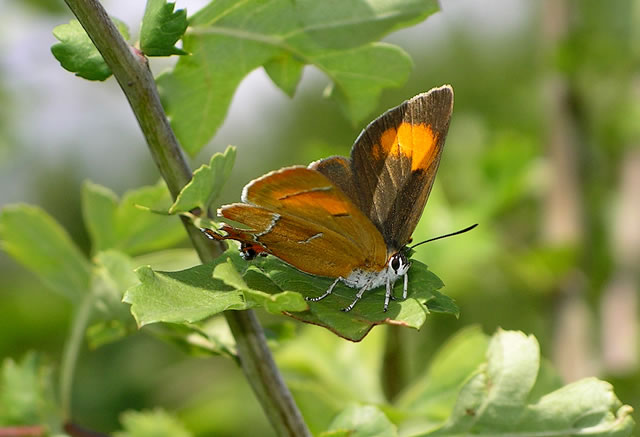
123,250,306,326
394,326,490,426
140,0,188,56
114,409,192,437
321,404,397,437
296,0,439,49
420,329,636,437
124,243,453,340
0,204,91,301
51,18,130,81
0,352,57,426
251,256,455,342
125,261,244,327
169,146,236,214
275,326,386,433
264,54,304,97
157,0,438,155
82,181,186,256
318,43,412,123
86,250,140,348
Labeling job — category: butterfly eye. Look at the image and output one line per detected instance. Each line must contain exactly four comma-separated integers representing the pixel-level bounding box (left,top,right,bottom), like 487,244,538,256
391,256,401,272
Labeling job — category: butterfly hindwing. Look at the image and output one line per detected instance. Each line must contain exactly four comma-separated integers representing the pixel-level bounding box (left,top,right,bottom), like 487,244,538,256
218,166,388,276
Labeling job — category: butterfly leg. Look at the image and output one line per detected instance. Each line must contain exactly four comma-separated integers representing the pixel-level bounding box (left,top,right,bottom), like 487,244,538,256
403,271,409,299
306,277,341,302
384,276,393,312
342,285,368,312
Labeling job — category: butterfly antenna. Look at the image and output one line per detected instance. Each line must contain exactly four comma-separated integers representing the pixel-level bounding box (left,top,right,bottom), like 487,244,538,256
409,224,478,250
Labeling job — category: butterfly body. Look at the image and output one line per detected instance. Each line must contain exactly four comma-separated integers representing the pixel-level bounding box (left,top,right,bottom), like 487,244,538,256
207,85,454,311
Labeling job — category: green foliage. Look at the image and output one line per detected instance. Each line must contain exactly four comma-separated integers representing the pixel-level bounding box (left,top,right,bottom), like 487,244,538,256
157,0,436,155
0,204,92,302
394,326,490,426
114,409,192,437
51,18,130,81
0,352,57,427
82,180,186,256
169,146,236,214
13,0,638,434
257,256,456,341
124,249,457,341
321,404,397,437
140,0,188,56
263,54,304,97
125,250,307,326
280,328,634,436
418,330,634,437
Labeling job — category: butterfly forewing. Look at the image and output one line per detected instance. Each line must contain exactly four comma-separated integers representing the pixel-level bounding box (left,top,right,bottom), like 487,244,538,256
314,85,453,252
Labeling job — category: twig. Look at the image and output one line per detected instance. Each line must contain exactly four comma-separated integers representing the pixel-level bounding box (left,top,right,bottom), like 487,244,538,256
61,1,310,435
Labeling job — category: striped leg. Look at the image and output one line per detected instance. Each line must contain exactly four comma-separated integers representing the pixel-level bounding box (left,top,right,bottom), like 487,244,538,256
342,285,368,312
307,277,341,302
403,272,409,299
384,276,393,312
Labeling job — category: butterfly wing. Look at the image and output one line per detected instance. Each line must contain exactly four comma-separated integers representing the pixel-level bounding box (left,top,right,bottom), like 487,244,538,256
312,85,454,252
217,166,388,277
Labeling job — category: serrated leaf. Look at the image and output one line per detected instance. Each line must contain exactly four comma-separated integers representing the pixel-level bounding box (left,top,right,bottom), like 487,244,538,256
114,409,192,437
0,204,91,301
322,404,397,437
82,181,186,256
251,256,455,342
124,243,454,340
123,250,306,326
124,261,244,327
264,54,304,97
0,352,57,426
420,329,636,437
140,0,188,56
169,146,236,214
157,0,438,155
51,18,130,81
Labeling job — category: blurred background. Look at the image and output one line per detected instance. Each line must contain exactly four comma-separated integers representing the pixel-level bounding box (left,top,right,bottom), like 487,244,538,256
1,0,638,435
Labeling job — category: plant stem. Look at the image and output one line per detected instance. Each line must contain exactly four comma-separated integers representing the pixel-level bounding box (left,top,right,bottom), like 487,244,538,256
61,1,310,435
60,292,97,420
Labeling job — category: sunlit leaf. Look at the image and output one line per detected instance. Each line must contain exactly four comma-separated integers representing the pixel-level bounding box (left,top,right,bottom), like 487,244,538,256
123,251,307,326
125,245,456,341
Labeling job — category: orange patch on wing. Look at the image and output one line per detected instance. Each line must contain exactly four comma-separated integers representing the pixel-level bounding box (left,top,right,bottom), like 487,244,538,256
378,122,438,171
280,191,350,217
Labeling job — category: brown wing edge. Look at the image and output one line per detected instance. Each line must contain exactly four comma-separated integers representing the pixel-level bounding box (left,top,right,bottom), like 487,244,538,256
315,85,454,251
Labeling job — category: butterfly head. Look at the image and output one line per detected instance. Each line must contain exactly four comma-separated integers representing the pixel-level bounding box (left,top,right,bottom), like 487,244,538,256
388,250,411,279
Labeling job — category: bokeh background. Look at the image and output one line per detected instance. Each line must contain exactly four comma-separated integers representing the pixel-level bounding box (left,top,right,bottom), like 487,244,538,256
1,0,638,435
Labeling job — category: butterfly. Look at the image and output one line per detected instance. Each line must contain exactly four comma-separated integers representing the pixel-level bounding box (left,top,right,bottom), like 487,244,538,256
206,85,456,312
